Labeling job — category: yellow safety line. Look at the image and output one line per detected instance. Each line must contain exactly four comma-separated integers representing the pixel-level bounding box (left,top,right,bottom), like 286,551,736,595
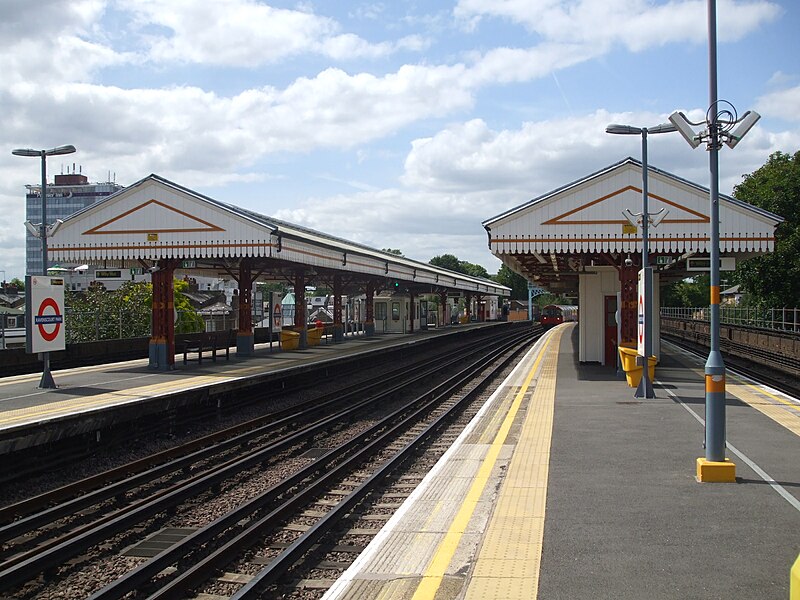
725,376,800,437
667,342,800,436
733,376,800,412
410,330,556,600
465,327,561,599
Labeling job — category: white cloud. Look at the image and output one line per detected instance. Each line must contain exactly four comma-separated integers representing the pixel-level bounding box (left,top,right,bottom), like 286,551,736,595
454,0,782,49
123,0,424,66
756,85,800,122
0,1,132,85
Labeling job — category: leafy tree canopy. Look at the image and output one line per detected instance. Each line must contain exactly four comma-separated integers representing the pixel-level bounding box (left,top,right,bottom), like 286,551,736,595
429,254,489,279
661,275,710,307
731,151,799,307
493,265,529,300
382,248,404,256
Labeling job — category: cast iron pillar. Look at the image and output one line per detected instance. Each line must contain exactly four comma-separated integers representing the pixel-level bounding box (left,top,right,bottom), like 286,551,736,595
365,280,376,336
333,273,344,342
149,259,178,370
293,270,308,349
237,259,254,356
409,291,415,334
439,291,449,326
619,261,638,346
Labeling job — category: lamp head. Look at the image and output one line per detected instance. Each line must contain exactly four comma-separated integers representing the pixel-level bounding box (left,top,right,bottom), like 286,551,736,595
647,123,677,135
12,148,41,157
45,145,77,156
668,111,702,149
606,124,641,135
724,111,760,149
12,145,76,157
24,221,40,237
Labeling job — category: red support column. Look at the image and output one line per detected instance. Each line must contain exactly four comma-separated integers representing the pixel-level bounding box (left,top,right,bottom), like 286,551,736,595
620,262,638,346
293,270,308,349
465,293,472,323
409,291,415,334
148,259,177,370
237,259,254,356
365,280,375,336
333,274,344,342
439,291,449,327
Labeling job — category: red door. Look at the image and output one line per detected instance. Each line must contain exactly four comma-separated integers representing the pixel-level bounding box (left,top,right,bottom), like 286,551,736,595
604,296,617,367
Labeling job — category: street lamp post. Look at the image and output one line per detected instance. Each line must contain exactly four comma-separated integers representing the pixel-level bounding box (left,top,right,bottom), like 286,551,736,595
11,144,76,389
669,0,759,482
606,122,676,399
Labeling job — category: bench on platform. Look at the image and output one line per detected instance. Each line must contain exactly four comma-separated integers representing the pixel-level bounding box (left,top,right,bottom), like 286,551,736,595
180,330,236,364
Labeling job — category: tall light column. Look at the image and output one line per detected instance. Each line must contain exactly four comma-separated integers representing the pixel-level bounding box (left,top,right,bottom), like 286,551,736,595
669,0,760,482
606,122,675,399
11,144,77,389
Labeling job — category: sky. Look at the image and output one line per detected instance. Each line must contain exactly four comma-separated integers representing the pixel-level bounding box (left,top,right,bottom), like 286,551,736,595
1,0,798,281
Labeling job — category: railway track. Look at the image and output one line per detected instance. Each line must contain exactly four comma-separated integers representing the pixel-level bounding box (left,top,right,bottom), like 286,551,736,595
0,324,538,599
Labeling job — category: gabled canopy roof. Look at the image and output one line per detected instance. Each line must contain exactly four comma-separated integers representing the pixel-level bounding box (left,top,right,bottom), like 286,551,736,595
483,157,782,256
482,158,783,293
50,174,509,296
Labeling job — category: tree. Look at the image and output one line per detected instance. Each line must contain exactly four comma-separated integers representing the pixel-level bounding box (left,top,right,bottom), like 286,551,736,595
429,254,489,278
8,277,25,290
66,281,153,342
493,265,529,300
429,253,461,272
732,151,799,307
382,248,404,256
65,279,205,342
174,279,205,333
661,275,709,307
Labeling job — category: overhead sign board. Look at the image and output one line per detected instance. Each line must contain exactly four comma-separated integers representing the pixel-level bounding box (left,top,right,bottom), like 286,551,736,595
687,257,736,272
25,276,66,353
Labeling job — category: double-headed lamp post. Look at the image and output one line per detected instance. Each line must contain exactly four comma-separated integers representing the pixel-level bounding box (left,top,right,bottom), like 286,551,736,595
669,0,760,482
605,122,676,399
11,144,77,389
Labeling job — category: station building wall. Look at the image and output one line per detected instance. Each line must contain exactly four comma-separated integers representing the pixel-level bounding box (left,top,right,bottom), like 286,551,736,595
578,267,660,363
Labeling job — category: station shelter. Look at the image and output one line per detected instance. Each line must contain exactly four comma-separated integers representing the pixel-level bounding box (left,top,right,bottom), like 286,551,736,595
48,174,510,370
483,158,782,367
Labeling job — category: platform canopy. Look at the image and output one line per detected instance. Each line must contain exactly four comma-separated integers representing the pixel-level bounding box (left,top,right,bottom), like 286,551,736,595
48,174,510,297
482,158,782,294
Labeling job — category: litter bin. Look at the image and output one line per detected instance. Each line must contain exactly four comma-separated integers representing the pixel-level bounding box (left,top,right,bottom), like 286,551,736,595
280,328,300,351
618,346,657,388
307,327,323,346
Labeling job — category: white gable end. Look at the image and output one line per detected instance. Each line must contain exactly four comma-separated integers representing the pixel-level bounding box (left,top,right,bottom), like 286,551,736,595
49,177,275,262
485,160,781,256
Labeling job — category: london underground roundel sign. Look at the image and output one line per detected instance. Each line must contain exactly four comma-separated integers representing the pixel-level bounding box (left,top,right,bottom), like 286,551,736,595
36,297,63,342
26,276,66,353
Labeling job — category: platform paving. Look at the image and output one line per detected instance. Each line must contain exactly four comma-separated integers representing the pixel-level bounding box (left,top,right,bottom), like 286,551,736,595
539,326,799,599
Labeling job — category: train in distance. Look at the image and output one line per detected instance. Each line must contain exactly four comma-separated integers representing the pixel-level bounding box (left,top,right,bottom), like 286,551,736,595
540,305,578,329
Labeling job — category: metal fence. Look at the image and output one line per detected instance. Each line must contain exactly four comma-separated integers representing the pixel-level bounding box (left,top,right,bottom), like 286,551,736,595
660,306,800,332
64,309,214,343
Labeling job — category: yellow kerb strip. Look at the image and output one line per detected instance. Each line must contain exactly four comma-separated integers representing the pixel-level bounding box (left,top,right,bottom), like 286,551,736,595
410,330,556,600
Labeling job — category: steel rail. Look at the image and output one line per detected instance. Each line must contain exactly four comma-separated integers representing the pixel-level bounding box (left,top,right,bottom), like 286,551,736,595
89,328,535,600
0,326,504,539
